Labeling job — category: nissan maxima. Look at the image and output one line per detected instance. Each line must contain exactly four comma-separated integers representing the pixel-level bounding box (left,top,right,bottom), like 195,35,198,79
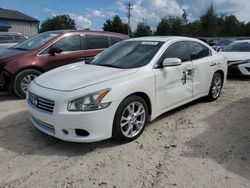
27,37,227,143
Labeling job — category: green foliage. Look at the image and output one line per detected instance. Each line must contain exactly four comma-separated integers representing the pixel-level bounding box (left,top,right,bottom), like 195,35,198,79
134,22,152,37
102,15,130,35
200,4,217,37
154,5,250,37
40,14,76,33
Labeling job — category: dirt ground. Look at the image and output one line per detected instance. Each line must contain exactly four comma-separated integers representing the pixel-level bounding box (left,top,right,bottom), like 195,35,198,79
0,78,249,188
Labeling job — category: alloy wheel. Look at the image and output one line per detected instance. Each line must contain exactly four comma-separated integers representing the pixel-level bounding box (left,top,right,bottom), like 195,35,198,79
211,74,222,99
120,102,146,138
20,74,37,93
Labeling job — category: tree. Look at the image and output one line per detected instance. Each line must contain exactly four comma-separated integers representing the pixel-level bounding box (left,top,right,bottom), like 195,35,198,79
134,22,152,37
155,18,170,35
186,20,202,37
102,15,130,35
40,14,76,33
221,15,240,36
200,4,218,36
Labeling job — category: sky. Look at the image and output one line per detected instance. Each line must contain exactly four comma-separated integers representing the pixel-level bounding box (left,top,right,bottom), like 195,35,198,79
1,0,250,31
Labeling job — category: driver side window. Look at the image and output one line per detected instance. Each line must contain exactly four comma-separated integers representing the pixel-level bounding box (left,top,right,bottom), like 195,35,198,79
41,35,81,55
53,35,81,52
160,41,190,64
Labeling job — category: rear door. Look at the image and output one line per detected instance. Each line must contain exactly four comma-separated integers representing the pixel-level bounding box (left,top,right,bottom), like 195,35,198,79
83,34,110,61
153,41,194,112
186,41,214,96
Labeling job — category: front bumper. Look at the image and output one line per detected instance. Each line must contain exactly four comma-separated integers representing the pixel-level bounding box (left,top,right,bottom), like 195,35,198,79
0,65,12,91
228,61,250,76
27,87,120,143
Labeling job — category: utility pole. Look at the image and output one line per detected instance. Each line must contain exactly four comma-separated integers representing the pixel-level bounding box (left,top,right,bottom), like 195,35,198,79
126,2,132,36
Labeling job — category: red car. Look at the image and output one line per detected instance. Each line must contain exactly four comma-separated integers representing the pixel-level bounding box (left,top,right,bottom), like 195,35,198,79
0,30,128,98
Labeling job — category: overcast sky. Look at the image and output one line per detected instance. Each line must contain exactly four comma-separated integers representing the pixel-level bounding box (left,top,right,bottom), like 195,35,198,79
1,0,250,31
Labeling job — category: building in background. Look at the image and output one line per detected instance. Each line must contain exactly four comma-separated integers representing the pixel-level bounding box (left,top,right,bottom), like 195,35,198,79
0,8,39,37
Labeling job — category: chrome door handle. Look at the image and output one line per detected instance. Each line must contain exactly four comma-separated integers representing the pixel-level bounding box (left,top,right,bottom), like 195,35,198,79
210,62,217,66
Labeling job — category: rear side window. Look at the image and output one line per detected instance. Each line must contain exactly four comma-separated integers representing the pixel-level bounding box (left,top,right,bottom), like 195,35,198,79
85,35,109,49
111,37,123,45
0,35,15,43
53,35,81,52
161,41,190,62
224,42,250,52
187,41,210,60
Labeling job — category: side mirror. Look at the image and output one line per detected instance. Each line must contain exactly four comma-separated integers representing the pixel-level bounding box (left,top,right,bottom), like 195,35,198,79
162,58,182,67
218,47,224,52
49,46,63,55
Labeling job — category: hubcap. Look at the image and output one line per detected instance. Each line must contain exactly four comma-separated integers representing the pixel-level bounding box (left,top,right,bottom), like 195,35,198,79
20,74,37,93
211,75,222,99
120,102,146,138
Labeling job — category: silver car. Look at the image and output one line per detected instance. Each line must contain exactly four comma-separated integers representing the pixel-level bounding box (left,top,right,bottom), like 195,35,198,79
0,32,28,50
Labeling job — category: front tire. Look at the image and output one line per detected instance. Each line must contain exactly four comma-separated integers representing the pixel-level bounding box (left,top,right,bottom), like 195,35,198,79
13,69,41,98
207,72,223,101
112,95,148,142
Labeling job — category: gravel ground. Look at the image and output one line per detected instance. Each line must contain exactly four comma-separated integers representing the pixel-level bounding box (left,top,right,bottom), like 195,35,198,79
0,78,250,188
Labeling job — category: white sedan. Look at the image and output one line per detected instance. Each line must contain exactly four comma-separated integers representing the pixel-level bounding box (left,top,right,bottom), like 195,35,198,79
219,40,250,76
27,36,227,143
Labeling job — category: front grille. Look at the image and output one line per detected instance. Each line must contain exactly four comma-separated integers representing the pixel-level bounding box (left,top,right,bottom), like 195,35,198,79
29,92,55,113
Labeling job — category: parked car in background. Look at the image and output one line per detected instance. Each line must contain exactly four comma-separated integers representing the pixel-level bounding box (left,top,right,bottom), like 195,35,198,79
212,38,236,51
27,36,227,143
219,40,250,76
0,32,28,50
0,30,128,98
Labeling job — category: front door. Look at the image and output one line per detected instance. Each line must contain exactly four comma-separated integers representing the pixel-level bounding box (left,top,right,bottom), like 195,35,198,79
153,41,194,113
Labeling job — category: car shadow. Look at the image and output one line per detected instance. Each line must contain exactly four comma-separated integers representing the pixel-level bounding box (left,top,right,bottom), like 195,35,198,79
150,98,205,124
0,97,207,157
0,110,119,157
181,98,250,180
227,75,250,81
0,92,21,102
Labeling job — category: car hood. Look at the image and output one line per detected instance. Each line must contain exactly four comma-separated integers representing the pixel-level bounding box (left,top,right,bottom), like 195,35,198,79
0,48,28,64
35,62,138,91
219,52,250,62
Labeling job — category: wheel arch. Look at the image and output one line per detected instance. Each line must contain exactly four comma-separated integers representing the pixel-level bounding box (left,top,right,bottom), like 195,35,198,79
214,70,225,84
13,66,44,76
123,92,152,116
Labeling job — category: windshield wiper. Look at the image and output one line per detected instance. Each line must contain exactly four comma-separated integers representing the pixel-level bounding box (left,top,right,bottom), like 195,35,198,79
97,64,121,68
11,47,29,51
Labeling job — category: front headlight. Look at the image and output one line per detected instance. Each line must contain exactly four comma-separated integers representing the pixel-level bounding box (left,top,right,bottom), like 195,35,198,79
67,89,111,111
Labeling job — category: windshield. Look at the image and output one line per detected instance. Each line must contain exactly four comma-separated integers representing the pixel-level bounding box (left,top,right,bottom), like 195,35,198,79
11,32,59,51
91,40,164,69
223,42,250,52
216,39,233,46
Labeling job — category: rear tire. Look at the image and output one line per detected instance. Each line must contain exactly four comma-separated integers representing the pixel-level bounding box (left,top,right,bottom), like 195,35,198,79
112,95,148,143
13,69,41,99
206,72,223,101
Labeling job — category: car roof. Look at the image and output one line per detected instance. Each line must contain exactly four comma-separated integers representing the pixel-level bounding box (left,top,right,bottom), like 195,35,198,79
43,30,129,39
127,36,202,43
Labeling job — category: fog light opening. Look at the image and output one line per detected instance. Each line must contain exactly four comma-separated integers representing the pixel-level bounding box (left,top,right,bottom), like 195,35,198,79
75,129,89,137
62,129,69,135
